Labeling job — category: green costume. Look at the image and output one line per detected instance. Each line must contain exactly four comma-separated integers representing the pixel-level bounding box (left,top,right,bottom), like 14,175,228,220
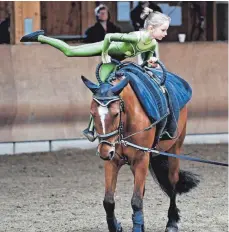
20,30,158,141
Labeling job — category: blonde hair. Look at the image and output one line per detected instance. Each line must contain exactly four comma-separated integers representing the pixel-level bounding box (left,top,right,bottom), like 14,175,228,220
142,9,171,29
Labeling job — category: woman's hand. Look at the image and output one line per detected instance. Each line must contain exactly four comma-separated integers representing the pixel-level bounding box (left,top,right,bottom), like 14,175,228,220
101,52,111,63
147,57,159,68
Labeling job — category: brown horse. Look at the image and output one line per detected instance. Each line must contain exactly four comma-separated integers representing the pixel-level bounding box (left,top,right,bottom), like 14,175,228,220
81,62,199,232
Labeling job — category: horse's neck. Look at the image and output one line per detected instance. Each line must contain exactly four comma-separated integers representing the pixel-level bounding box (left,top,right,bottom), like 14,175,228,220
121,84,151,131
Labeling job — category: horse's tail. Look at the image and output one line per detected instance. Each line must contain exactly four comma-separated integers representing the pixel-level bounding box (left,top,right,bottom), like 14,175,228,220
149,154,199,197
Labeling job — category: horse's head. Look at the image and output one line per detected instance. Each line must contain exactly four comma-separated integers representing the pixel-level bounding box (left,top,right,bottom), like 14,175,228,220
81,75,129,161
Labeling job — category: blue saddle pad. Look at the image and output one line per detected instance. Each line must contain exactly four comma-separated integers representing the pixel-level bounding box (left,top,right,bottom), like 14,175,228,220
149,68,192,138
108,63,192,138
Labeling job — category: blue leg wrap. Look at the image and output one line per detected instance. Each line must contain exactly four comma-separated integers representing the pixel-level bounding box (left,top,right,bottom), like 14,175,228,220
107,216,122,232
132,211,144,232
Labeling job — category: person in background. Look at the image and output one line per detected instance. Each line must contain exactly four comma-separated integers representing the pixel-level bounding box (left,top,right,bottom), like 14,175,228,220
149,2,163,13
130,1,162,31
190,2,206,41
84,4,121,43
130,1,149,31
0,17,10,44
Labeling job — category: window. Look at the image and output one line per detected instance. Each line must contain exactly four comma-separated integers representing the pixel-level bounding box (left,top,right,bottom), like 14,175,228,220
158,3,182,26
117,1,131,21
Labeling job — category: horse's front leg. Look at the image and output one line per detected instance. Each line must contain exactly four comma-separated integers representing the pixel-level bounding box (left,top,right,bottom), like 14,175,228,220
103,161,122,232
131,152,149,232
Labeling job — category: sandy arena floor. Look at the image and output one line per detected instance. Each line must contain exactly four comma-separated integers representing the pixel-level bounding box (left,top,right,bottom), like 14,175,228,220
0,144,227,232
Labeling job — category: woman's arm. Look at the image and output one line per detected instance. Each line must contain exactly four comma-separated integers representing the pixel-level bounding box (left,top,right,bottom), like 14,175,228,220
143,41,159,61
102,32,139,63
143,41,159,68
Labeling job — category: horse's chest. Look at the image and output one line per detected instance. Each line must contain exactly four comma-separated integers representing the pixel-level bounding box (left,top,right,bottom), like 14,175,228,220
119,154,130,165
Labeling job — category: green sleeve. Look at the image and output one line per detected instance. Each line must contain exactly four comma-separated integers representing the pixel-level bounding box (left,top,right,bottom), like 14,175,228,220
143,41,159,62
144,51,154,62
102,33,139,54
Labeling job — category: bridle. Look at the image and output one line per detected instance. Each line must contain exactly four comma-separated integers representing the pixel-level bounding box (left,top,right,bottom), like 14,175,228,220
94,96,125,161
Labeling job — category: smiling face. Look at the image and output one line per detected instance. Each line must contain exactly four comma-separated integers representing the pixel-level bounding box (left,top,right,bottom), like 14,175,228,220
148,21,170,40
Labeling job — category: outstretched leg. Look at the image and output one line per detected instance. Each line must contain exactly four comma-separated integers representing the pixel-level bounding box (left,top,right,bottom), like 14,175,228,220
20,30,103,57
103,161,122,232
38,35,103,57
131,152,149,232
21,31,119,142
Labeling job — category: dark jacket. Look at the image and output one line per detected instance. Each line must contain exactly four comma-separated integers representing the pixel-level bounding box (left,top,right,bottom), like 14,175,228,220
131,3,162,31
0,17,10,44
130,5,145,31
84,21,121,43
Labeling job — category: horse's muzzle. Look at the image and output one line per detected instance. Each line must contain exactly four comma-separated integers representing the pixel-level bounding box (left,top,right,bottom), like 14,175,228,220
97,140,116,161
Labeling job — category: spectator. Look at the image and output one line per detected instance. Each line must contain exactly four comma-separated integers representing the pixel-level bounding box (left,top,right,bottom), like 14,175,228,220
130,1,162,31
149,2,163,13
190,2,206,41
130,1,149,31
0,17,10,44
84,4,121,43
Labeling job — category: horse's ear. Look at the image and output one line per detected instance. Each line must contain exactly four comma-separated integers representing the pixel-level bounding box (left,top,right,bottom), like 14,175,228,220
111,77,129,95
81,76,99,94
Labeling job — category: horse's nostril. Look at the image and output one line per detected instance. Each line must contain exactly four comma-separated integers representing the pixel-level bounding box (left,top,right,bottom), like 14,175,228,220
109,150,115,159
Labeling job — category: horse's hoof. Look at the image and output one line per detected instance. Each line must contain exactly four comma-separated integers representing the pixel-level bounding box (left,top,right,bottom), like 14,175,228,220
107,219,122,232
117,227,123,232
165,226,178,232
132,225,145,232
165,220,178,232
116,222,122,232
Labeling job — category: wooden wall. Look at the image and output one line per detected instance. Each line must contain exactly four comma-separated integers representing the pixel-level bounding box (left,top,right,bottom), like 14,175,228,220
40,1,211,41
0,1,219,43
40,1,117,36
1,1,41,44
13,1,40,44
41,1,82,35
0,42,227,141
0,1,12,21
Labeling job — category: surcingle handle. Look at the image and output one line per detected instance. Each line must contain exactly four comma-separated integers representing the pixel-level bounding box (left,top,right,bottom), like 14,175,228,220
141,60,168,86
